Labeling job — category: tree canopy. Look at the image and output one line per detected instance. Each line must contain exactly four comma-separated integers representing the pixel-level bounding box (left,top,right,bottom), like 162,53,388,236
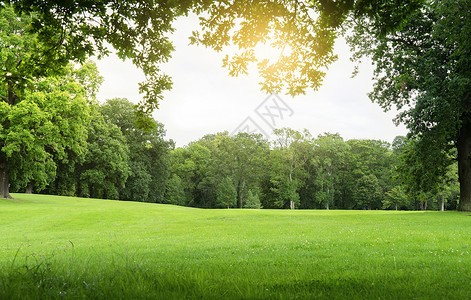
2,0,424,114
0,5,97,198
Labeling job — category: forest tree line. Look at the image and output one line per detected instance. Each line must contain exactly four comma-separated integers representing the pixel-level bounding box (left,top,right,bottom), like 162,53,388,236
20,96,457,211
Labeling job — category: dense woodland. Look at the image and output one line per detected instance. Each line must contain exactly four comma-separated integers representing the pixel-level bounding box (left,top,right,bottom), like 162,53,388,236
23,97,456,211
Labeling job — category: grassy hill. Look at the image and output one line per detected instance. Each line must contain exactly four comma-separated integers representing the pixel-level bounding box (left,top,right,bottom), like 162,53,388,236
1,194,471,299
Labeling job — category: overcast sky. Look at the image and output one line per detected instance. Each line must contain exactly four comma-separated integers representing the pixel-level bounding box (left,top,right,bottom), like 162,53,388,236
94,16,408,147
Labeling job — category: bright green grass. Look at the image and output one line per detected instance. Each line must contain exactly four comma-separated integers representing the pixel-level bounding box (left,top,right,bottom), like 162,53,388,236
1,194,471,299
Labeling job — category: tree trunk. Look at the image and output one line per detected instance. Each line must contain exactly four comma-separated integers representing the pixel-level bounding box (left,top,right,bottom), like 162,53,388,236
0,82,14,199
289,171,294,210
0,157,12,199
440,191,445,211
326,187,330,210
458,116,471,211
239,177,246,208
26,182,33,194
418,201,427,211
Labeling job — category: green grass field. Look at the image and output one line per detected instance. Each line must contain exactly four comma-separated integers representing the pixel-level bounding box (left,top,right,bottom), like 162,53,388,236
1,194,471,299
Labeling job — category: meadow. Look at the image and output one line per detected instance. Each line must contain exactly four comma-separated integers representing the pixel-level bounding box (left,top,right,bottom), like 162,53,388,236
1,194,470,299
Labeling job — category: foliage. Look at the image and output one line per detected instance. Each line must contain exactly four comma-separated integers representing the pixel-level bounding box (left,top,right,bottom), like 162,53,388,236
0,6,102,198
164,174,186,206
2,79,91,195
312,133,349,209
1,0,425,120
215,176,237,208
0,6,88,197
78,109,130,200
163,130,458,210
7,80,90,192
353,174,383,210
243,190,262,209
191,0,424,96
382,186,410,210
348,0,471,210
168,143,211,207
0,5,69,97
42,98,173,202
392,137,453,210
2,1,195,119
123,161,153,203
268,128,311,209
168,132,269,209
100,98,171,203
230,133,269,207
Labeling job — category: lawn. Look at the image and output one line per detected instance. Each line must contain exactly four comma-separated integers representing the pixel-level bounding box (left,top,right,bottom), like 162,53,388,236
1,194,470,299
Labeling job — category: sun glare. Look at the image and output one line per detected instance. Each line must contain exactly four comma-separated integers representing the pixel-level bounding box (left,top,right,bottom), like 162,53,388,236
253,42,292,64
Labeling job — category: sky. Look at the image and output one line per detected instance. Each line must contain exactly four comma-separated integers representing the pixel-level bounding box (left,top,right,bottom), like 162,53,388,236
94,16,408,147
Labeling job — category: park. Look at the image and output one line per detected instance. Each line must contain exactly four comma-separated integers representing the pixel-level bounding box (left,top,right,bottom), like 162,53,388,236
1,0,470,298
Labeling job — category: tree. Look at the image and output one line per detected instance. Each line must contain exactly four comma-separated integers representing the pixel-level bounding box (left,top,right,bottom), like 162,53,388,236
353,174,383,210
216,176,237,209
123,161,153,202
2,1,194,123
349,0,471,210
164,174,186,206
382,136,415,211
100,98,172,203
204,132,268,208
244,190,262,209
393,137,452,211
1,6,98,198
1,7,87,198
270,128,311,209
345,139,393,208
8,76,92,192
78,109,130,200
439,163,460,211
382,186,410,211
168,132,269,208
231,133,269,208
168,143,211,207
312,133,349,210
